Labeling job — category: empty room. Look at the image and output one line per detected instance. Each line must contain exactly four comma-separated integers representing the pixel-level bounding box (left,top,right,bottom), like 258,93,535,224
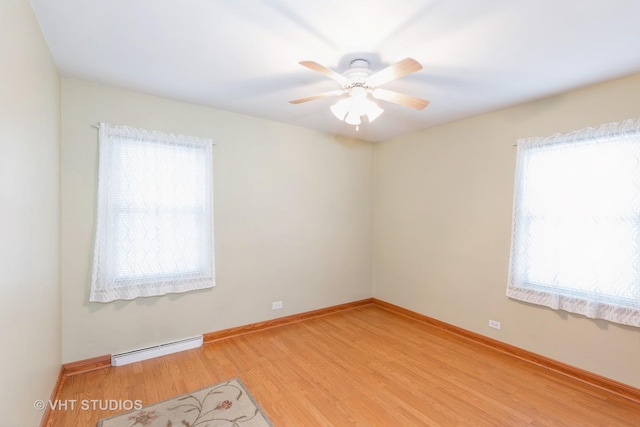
3,0,640,426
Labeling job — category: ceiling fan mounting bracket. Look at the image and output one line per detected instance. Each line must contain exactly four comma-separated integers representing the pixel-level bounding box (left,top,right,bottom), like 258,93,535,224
349,58,370,68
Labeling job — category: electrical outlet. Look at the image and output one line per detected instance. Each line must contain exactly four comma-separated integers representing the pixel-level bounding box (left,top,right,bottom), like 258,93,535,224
488,320,501,330
272,301,283,310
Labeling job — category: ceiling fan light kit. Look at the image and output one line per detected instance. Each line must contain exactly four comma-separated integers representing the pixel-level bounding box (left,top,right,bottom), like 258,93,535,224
330,96,384,128
290,57,429,130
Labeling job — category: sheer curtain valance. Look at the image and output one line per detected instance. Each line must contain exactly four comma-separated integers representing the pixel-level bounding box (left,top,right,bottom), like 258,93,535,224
90,123,215,303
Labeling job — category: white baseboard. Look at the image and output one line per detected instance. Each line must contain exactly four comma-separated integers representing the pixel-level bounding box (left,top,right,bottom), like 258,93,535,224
111,335,203,366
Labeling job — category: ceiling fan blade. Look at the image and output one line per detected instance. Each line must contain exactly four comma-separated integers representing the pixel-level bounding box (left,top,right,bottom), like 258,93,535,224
299,61,348,85
372,88,429,110
369,58,423,86
289,89,346,104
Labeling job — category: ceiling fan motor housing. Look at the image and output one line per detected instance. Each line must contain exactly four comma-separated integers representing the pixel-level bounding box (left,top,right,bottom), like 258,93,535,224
344,59,374,96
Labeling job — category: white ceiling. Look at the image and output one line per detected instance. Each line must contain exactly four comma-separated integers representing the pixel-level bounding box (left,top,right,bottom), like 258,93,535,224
31,0,640,142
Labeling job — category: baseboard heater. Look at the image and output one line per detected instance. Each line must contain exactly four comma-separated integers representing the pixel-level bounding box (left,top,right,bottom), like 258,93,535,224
111,335,203,367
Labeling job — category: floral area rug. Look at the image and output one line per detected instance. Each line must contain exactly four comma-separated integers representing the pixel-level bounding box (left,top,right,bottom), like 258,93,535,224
97,378,273,427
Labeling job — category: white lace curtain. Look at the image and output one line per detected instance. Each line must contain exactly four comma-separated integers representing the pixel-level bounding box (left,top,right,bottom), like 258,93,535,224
90,123,215,302
507,118,640,327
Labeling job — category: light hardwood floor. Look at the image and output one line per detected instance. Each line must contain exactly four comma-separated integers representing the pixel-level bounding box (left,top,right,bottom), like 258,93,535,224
47,305,640,426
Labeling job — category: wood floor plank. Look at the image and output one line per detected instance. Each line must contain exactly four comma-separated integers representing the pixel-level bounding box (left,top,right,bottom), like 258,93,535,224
46,305,640,426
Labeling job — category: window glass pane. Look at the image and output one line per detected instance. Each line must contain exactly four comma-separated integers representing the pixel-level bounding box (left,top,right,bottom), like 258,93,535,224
112,139,205,208
114,211,205,280
519,137,638,299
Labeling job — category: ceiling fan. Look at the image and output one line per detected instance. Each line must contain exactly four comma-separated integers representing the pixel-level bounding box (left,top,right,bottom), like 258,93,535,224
290,58,429,129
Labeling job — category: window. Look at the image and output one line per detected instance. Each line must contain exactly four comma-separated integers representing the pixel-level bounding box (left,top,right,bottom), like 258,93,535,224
90,123,215,302
507,119,640,327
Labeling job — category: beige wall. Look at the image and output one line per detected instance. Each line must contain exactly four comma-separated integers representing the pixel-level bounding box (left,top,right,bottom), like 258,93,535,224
61,79,374,362
0,0,61,425
374,73,640,388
